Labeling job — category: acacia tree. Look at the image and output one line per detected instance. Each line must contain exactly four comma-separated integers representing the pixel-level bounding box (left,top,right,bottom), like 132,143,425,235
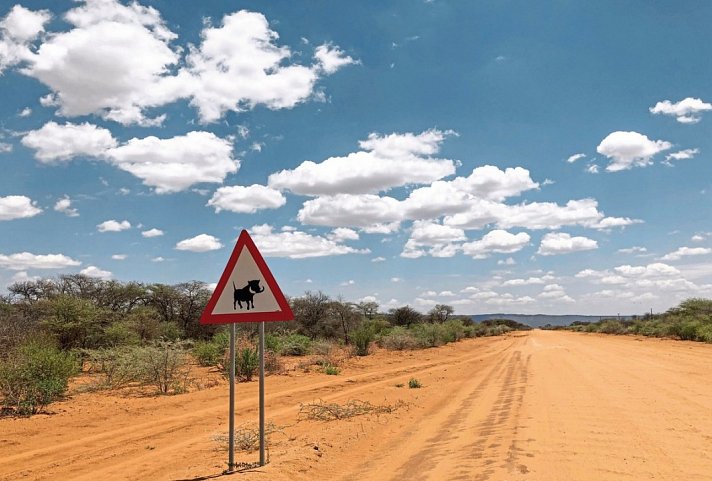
428,304,454,323
330,298,361,344
357,301,379,320
389,306,422,328
291,291,331,339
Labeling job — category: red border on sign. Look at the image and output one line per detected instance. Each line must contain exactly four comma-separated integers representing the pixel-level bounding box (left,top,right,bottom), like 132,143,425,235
200,230,294,324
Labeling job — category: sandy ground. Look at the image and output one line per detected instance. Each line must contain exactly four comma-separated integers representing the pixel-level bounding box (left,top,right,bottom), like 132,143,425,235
1,330,712,481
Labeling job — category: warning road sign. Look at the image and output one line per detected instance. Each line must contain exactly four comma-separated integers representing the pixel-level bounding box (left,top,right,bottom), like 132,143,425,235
200,230,294,324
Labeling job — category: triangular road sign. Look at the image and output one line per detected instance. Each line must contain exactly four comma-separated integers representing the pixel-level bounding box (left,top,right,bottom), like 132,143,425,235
201,230,294,324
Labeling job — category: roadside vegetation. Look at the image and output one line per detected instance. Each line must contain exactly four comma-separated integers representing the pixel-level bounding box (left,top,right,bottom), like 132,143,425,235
547,298,712,343
0,275,524,416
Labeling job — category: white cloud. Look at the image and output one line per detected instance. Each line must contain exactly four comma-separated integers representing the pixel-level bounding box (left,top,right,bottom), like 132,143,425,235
371,256,386,262
537,232,598,256
445,198,605,231
401,220,465,258
21,0,180,126
8,3,352,125
592,216,643,230
0,142,11,153
181,11,351,123
151,256,165,262
0,252,80,270
106,131,238,194
566,153,586,163
664,148,699,164
248,224,369,259
498,257,516,265
502,277,546,286
462,229,530,259
111,254,127,260
328,228,359,242
0,195,42,220
0,5,51,71
268,129,456,195
19,107,31,117
207,184,286,213
53,196,79,217
660,247,712,261
97,219,131,232
80,265,112,279
596,131,672,172
314,43,357,74
617,246,647,254
175,234,223,252
650,97,712,124
586,163,599,174
142,228,164,238
390,277,402,282
298,194,403,231
21,122,117,163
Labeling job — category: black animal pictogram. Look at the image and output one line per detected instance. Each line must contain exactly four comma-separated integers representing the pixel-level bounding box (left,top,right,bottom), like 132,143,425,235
233,279,265,310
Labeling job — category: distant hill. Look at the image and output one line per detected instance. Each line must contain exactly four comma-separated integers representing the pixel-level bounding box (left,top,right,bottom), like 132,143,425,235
469,313,632,328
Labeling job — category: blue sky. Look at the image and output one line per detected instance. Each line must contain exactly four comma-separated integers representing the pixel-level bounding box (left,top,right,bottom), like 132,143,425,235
2,0,712,315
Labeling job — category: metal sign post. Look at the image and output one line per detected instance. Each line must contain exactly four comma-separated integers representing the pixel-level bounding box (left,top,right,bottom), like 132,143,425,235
259,321,266,466
228,323,236,472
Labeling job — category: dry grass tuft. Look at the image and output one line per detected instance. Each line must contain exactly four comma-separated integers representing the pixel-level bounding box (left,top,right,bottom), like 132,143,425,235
297,399,409,422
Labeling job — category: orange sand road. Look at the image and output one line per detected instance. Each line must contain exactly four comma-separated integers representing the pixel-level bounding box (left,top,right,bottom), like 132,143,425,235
1,330,712,481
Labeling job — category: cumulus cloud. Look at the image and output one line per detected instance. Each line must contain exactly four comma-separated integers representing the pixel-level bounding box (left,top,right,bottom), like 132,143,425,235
537,232,598,256
22,122,117,163
6,2,354,125
268,129,456,195
664,148,699,165
502,277,546,286
0,5,51,71
80,265,112,279
401,221,466,258
328,228,359,242
462,230,530,259
650,97,712,124
298,194,403,231
0,195,42,220
207,184,286,213
111,254,127,260
53,196,79,217
106,132,238,194
566,153,586,163
142,228,163,237
175,234,223,252
97,219,131,232
314,43,358,74
660,247,712,261
0,252,80,270
596,131,672,172
248,224,369,258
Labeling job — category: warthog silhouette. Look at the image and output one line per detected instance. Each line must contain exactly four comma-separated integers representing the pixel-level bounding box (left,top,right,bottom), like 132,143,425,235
233,279,265,310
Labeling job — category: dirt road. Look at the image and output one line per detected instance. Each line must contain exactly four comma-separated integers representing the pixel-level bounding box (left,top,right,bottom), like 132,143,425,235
2,330,712,480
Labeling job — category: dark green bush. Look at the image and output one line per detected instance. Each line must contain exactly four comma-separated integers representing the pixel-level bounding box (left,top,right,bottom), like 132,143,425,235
193,340,223,367
279,333,312,356
378,327,418,350
0,337,77,414
351,326,374,356
234,347,259,382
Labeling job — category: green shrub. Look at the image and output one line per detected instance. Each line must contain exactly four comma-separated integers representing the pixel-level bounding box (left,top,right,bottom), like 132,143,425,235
411,323,444,348
599,320,626,335
137,342,190,394
193,340,223,367
310,339,335,356
408,378,422,389
84,347,141,388
442,319,465,343
463,325,476,338
104,321,140,347
0,337,77,414
323,364,340,375
379,327,418,350
279,334,312,356
351,326,374,356
696,323,712,343
223,346,260,382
